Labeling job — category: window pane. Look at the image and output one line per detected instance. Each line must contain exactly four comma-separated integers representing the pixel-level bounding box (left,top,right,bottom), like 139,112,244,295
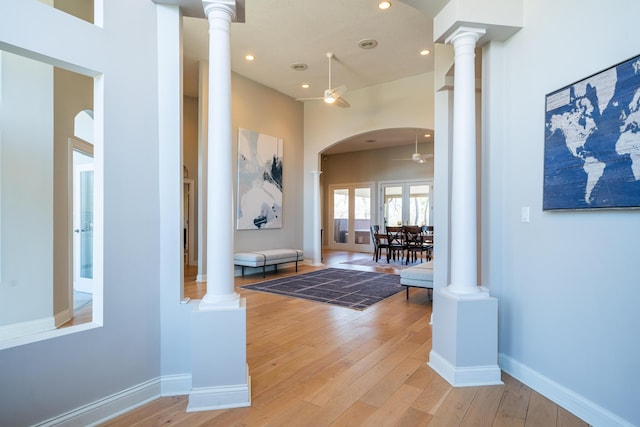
333,188,348,243
409,184,429,226
384,186,403,227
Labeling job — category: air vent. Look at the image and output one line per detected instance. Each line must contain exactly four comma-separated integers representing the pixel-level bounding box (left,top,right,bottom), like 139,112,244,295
358,39,378,50
290,63,308,71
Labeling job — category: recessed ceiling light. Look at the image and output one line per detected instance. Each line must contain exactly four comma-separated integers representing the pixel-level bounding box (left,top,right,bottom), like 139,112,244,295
245,54,255,61
424,133,432,138
358,39,378,50
420,49,431,56
291,63,308,71
301,83,310,89
378,1,392,10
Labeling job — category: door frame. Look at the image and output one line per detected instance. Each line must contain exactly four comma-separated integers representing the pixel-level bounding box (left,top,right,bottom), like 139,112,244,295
67,138,94,308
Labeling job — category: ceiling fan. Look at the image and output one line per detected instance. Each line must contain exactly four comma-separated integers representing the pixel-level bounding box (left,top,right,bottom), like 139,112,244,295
296,52,350,108
393,132,434,164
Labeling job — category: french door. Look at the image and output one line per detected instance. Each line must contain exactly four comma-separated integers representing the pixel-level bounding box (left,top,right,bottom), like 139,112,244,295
328,183,374,252
380,181,432,228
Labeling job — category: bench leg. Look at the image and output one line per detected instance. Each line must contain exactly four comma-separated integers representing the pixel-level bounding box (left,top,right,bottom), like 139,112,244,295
241,266,245,277
263,265,266,278
406,286,409,299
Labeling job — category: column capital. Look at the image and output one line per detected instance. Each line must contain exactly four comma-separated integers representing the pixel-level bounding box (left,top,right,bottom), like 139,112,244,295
445,26,486,46
202,0,238,21
310,170,323,176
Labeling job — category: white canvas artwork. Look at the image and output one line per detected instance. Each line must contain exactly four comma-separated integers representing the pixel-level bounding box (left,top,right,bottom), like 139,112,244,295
237,128,283,229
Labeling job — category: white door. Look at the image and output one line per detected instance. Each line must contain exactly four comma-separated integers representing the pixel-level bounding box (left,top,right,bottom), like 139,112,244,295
381,181,432,227
73,150,94,294
328,183,374,252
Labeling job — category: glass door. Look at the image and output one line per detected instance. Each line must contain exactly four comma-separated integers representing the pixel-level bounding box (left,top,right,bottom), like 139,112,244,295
73,150,94,294
329,184,373,251
381,181,432,228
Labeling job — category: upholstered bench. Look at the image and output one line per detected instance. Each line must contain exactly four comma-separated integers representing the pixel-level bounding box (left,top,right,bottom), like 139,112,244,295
400,261,433,299
234,249,304,278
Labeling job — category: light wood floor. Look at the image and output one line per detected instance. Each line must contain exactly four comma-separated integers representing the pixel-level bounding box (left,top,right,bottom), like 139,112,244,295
103,251,589,427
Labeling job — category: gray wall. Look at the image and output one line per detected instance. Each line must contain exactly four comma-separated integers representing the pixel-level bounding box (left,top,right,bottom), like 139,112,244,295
482,0,640,425
0,1,162,425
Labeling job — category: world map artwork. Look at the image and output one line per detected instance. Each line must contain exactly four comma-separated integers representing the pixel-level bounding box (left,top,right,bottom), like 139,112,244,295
544,54,640,210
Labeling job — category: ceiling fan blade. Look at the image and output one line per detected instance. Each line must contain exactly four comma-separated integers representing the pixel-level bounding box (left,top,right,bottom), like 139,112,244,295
327,85,347,99
333,96,350,108
295,96,324,102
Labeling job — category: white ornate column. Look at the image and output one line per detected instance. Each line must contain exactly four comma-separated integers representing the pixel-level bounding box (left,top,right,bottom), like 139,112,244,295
188,0,250,412
311,171,323,266
200,0,238,308
428,26,501,387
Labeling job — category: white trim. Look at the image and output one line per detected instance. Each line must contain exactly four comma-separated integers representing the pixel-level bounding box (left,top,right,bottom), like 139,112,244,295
37,378,161,427
500,354,635,427
0,316,55,341
36,374,197,427
428,350,503,387
187,369,251,412
161,373,192,396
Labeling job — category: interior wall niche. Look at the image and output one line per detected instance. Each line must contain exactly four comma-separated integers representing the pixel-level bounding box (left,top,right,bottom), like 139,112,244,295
0,47,102,349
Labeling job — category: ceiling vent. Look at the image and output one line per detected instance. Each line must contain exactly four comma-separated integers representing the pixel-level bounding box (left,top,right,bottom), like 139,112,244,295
358,39,378,50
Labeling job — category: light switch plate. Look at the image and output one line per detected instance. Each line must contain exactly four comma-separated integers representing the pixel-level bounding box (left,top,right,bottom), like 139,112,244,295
521,207,530,223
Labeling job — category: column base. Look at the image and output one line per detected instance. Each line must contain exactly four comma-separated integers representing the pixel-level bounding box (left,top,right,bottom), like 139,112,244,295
188,298,251,411
187,365,251,412
195,274,207,283
199,291,240,310
428,287,502,387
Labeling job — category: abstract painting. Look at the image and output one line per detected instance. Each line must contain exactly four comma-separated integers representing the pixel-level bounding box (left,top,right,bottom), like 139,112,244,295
237,128,283,229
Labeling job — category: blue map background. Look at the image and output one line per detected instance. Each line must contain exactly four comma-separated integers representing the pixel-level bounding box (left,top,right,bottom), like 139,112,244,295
544,55,640,210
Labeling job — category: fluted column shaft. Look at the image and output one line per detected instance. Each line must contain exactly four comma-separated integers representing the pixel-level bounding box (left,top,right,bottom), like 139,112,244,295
447,27,485,295
201,1,239,307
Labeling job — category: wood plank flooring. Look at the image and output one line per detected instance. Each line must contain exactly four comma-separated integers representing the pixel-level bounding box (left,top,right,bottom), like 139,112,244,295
103,251,589,427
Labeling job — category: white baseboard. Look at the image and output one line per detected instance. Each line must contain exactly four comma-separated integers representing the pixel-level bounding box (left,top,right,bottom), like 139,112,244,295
429,350,503,387
499,353,634,427
161,373,192,396
38,378,161,427
187,382,251,412
37,372,253,426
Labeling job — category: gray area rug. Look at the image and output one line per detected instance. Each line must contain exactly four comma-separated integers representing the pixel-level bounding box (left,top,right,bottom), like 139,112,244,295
241,268,403,310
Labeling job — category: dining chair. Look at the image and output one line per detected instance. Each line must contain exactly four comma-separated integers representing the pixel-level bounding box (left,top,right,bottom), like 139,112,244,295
385,226,406,263
404,225,425,264
421,225,434,260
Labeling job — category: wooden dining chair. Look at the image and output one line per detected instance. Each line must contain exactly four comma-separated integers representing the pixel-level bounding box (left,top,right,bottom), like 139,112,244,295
385,226,406,263
404,225,425,264
421,225,434,260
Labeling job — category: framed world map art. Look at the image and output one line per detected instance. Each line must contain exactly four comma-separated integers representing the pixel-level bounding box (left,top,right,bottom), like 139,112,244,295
544,54,640,210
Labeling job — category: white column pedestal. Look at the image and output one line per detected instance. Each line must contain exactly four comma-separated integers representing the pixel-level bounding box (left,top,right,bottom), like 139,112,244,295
188,299,251,411
429,288,502,387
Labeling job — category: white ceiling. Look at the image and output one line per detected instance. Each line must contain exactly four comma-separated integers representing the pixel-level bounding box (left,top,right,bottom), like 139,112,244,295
181,0,449,154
